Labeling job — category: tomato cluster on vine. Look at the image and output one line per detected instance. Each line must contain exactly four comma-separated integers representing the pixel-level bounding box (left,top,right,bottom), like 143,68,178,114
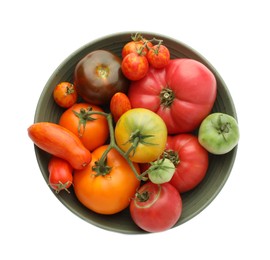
121,33,170,81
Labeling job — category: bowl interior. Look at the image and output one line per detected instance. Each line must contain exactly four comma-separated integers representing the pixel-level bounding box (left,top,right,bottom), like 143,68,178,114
34,32,238,234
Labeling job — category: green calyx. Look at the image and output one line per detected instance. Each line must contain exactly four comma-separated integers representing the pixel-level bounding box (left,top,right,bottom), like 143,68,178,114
160,87,175,108
73,107,96,137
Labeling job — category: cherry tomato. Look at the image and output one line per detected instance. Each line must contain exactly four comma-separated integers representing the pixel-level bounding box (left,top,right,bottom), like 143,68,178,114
53,82,77,108
73,145,140,215
121,53,149,81
147,44,170,69
130,182,182,232
110,92,131,122
115,108,167,163
58,103,109,151
48,156,73,193
122,41,148,58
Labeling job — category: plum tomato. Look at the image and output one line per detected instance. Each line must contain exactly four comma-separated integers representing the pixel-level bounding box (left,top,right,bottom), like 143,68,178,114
74,50,129,105
53,81,77,108
110,92,131,122
73,145,140,215
146,44,170,69
115,108,167,163
198,113,240,155
165,134,209,193
58,103,109,151
130,182,182,232
121,53,149,81
48,156,73,193
128,58,217,134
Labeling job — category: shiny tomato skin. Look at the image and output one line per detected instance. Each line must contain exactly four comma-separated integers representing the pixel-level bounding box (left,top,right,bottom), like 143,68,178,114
48,156,73,193
53,82,78,108
130,182,182,232
122,41,148,57
121,53,149,81
115,108,167,163
166,134,209,193
73,145,140,215
28,122,92,170
110,92,131,122
146,44,170,69
74,50,129,105
58,103,109,151
128,58,217,134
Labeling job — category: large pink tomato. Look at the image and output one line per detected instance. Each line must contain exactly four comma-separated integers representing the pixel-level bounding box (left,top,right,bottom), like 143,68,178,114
165,134,209,193
128,58,217,134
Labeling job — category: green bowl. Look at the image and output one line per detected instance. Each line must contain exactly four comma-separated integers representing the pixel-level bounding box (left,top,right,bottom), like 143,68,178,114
34,32,238,234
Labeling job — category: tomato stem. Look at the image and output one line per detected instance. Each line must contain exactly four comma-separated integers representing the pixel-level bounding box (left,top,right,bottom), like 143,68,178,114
88,111,147,181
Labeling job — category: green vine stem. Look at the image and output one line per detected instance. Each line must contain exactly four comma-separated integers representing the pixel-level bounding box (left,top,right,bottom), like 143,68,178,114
86,110,148,181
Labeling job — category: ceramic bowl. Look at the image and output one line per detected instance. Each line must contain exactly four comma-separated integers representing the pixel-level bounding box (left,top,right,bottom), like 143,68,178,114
34,32,238,234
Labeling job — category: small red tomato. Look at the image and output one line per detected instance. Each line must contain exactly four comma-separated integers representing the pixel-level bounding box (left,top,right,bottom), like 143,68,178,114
110,92,131,122
48,156,73,193
130,182,182,232
121,53,149,81
122,41,148,58
147,44,170,69
53,82,78,108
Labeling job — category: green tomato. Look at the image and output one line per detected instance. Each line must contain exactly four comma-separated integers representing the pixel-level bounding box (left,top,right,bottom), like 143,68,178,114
147,158,175,184
198,113,239,155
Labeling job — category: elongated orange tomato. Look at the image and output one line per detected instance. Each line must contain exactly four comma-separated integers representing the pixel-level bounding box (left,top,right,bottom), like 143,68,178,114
28,122,92,170
73,145,140,215
110,92,131,122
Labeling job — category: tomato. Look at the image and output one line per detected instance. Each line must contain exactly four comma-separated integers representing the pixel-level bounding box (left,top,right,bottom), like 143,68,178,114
53,82,78,108
130,182,182,232
165,134,209,193
122,41,149,58
28,122,92,170
115,108,167,163
121,53,149,81
74,50,129,105
198,113,240,155
58,103,109,151
146,44,170,69
128,58,217,134
147,158,175,184
110,92,131,122
48,156,73,193
73,145,140,215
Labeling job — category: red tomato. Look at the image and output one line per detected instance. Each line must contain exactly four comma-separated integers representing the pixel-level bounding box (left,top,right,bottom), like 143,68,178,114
165,134,209,193
122,41,148,58
130,182,182,232
110,92,131,122
146,44,170,69
121,53,149,81
58,103,109,151
48,156,73,193
128,58,217,134
53,82,77,108
73,145,140,215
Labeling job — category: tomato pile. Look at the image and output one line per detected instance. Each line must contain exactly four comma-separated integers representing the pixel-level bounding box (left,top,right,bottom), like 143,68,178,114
28,33,240,233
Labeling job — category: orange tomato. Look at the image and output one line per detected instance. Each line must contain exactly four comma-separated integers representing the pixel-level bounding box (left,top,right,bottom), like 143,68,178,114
73,145,141,215
59,103,109,151
28,122,92,170
110,92,131,122
53,82,78,108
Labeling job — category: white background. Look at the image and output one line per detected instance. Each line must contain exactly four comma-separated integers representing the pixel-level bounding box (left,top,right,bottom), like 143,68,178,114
1,0,269,259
